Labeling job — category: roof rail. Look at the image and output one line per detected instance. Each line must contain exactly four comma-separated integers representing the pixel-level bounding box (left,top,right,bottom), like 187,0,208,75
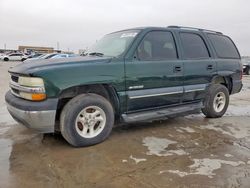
167,25,223,34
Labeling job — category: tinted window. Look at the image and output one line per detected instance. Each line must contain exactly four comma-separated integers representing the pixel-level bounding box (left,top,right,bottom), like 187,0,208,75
10,54,22,56
180,33,210,59
208,34,240,59
137,31,177,61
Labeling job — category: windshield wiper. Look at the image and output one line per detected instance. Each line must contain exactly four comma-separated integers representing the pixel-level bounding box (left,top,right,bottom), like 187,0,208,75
88,52,104,57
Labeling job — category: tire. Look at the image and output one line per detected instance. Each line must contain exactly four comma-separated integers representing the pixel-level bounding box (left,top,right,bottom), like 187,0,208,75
60,93,114,147
3,58,9,61
21,58,26,61
202,84,229,118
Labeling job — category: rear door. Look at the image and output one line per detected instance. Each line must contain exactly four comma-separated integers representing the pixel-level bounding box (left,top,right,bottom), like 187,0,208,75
178,32,216,103
125,30,183,112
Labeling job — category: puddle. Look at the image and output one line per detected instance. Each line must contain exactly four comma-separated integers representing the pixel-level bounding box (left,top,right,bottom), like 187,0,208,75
179,127,196,133
129,155,147,164
176,129,184,133
224,154,233,158
0,138,12,187
0,126,11,136
199,123,250,139
225,105,250,117
161,158,245,178
142,137,188,156
0,105,16,126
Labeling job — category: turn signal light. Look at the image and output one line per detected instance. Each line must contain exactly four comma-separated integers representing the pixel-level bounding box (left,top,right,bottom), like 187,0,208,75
31,93,46,101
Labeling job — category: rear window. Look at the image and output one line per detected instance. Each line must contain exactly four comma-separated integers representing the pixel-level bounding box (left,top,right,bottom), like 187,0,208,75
208,34,240,59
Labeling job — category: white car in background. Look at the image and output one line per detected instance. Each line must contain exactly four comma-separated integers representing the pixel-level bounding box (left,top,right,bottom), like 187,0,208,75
2,53,27,61
24,53,78,63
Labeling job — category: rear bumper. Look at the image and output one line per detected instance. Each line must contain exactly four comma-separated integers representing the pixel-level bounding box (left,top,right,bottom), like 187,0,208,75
231,80,243,94
5,91,58,133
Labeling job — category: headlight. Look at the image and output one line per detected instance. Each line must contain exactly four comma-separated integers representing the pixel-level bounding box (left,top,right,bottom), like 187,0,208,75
18,76,44,87
11,76,46,101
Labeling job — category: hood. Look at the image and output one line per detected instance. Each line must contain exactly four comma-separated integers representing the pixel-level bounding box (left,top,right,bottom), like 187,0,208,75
8,56,112,75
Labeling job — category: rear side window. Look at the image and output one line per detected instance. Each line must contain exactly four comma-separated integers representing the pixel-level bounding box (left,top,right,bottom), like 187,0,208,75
208,34,240,59
137,31,178,61
180,33,210,59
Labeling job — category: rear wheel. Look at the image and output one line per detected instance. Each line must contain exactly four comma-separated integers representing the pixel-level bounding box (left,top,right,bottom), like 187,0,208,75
202,84,229,118
3,58,9,61
60,93,114,147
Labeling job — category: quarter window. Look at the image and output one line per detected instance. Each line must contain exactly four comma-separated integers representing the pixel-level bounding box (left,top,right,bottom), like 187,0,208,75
180,33,210,59
137,31,178,61
208,34,240,59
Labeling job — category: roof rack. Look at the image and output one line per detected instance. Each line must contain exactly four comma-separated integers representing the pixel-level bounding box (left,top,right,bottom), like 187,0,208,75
167,25,223,34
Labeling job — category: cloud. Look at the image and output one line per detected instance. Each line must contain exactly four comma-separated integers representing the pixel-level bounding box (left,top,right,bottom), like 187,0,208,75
0,0,249,55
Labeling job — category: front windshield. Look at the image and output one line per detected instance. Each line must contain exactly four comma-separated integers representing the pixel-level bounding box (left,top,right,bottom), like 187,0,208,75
88,30,140,57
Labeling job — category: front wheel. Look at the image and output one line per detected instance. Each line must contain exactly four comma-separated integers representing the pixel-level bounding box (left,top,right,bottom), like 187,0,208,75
3,57,9,61
60,93,114,147
202,84,229,118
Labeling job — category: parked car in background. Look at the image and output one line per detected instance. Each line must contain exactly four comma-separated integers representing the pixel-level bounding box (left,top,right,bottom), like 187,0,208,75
27,53,43,59
2,53,27,61
24,53,58,62
24,53,77,63
0,53,5,59
242,58,250,75
50,53,78,59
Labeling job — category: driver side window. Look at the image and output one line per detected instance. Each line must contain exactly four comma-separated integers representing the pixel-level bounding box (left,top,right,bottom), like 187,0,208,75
137,31,178,61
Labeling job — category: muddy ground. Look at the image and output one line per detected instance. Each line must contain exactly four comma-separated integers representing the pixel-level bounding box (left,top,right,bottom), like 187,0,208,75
0,61,250,188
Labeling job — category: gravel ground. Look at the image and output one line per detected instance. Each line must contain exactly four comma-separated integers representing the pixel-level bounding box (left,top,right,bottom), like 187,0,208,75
0,61,250,188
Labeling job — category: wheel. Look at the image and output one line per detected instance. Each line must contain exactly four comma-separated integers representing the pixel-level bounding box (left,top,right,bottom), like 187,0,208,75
3,58,9,61
202,84,229,118
60,93,114,147
21,58,26,61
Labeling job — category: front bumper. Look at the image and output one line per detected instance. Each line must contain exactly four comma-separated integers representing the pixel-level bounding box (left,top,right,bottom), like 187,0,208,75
5,91,58,133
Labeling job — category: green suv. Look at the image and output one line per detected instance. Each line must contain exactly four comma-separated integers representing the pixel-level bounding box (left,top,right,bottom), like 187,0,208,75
5,26,243,147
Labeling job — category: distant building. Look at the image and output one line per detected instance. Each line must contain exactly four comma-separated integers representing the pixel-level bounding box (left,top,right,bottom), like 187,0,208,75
0,49,17,54
18,46,54,54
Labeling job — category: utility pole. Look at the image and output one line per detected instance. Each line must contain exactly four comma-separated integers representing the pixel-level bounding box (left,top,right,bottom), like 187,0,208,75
4,43,6,50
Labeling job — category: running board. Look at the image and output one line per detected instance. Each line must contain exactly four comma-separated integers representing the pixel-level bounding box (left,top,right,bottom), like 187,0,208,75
122,102,203,123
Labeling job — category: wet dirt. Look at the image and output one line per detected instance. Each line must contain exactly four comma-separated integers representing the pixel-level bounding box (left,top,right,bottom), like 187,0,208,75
0,61,250,188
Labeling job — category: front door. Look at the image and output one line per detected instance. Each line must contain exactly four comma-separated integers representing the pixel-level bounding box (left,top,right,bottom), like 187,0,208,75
125,30,183,112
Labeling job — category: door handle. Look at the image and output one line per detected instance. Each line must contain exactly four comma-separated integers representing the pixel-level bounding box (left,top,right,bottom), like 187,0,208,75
207,65,213,70
174,66,182,72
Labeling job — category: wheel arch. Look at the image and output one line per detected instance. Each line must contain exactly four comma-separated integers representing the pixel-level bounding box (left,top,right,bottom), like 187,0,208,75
55,84,120,129
211,75,233,94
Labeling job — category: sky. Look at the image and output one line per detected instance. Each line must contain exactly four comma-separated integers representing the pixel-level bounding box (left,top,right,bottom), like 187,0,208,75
0,0,249,55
